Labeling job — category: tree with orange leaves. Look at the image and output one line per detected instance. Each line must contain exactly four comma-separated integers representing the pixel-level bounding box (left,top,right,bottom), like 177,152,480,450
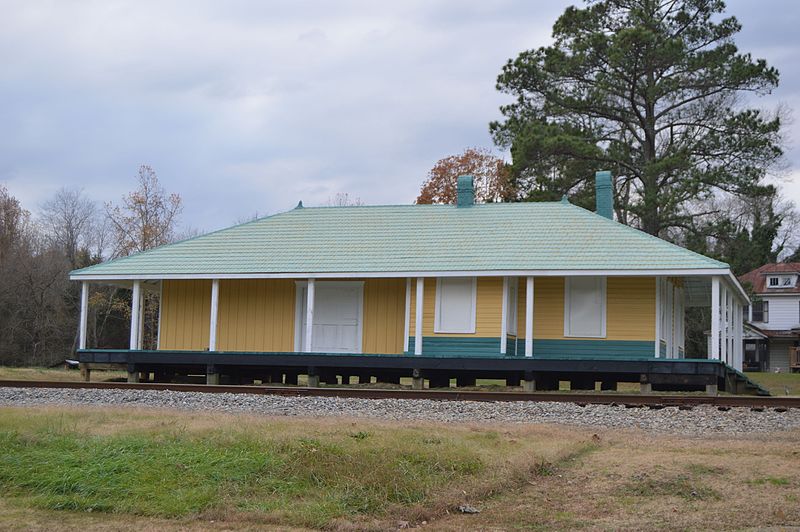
416,147,512,204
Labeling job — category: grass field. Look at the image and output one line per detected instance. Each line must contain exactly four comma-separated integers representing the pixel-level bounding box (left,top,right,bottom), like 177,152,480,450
746,371,800,396
0,407,582,530
0,407,798,530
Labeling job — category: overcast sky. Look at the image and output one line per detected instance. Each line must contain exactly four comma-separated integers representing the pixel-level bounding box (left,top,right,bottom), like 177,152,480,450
2,0,799,233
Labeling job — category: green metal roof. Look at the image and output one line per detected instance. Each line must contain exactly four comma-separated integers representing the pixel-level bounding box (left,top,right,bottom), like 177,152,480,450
71,201,728,278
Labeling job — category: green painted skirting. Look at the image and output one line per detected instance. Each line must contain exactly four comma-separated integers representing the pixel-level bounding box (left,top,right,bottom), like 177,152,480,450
407,337,655,359
516,339,655,359
406,337,501,357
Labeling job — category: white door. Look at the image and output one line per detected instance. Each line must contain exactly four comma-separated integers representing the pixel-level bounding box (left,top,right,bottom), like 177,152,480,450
297,282,363,353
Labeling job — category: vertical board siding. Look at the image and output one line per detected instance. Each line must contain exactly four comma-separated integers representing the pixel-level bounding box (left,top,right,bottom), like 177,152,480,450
475,277,503,337
217,279,296,352
410,277,504,338
607,277,656,340
408,278,435,336
159,280,212,350
514,276,656,342
159,275,658,353
362,278,405,354
516,276,526,339
533,277,565,339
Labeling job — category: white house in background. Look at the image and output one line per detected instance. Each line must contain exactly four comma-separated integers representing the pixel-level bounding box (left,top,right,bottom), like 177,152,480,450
739,263,800,372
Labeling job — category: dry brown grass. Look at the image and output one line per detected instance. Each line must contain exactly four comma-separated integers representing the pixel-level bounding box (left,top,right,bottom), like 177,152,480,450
2,406,798,530
0,367,125,382
432,429,800,531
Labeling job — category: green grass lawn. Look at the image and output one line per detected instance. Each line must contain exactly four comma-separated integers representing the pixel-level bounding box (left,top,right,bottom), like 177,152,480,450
745,371,800,396
0,407,578,529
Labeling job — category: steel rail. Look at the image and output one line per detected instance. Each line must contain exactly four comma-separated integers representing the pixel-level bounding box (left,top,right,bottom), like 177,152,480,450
0,380,798,408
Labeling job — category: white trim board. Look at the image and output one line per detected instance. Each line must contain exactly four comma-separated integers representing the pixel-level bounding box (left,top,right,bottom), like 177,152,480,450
71,268,731,281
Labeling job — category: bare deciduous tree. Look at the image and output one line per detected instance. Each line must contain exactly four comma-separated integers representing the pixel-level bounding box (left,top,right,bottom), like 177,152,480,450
40,187,97,269
324,193,364,207
106,165,182,258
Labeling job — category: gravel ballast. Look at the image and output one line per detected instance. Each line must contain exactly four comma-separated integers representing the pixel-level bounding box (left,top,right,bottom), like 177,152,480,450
1,387,799,435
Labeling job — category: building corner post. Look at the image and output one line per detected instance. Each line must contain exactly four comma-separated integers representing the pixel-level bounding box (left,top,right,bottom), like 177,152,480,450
130,280,142,350
414,277,424,355
500,277,509,355
654,277,661,358
710,276,721,360
403,278,411,353
305,278,315,353
79,281,89,350
525,276,534,357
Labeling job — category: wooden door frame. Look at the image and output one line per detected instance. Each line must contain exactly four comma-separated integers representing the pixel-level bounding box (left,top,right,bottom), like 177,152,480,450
293,280,364,353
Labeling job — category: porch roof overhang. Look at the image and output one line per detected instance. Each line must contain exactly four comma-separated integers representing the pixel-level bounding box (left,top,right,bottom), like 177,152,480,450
70,267,749,305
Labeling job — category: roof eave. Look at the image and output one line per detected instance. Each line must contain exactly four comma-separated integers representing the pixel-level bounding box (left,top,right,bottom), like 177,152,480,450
71,267,731,280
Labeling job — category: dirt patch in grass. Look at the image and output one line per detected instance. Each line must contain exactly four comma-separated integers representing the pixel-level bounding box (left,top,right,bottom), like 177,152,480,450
0,406,586,530
433,430,800,531
621,472,721,501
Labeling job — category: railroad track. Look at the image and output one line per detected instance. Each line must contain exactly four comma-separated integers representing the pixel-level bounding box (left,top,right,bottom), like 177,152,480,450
1,379,799,409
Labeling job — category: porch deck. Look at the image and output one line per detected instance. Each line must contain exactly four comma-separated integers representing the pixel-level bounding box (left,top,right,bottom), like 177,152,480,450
77,349,768,395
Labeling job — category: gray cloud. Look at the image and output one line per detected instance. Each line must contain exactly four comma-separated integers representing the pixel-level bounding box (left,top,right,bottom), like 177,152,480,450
1,0,797,232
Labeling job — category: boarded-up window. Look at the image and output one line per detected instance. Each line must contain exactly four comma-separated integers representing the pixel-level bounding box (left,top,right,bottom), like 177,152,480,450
435,277,477,333
564,277,606,338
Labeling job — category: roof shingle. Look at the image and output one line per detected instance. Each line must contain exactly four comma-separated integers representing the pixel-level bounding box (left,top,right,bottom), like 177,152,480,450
71,201,728,277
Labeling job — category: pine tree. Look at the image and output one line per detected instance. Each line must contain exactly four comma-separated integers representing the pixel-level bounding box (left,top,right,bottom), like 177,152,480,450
492,0,783,236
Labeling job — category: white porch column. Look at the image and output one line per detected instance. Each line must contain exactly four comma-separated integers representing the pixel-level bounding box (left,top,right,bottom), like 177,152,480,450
137,289,145,350
748,302,753,323
654,278,662,357
403,278,411,353
130,280,141,350
726,288,734,365
665,281,673,358
305,278,315,353
738,301,745,370
156,281,163,350
740,302,746,369
79,281,89,350
730,299,736,368
524,276,534,357
721,284,729,364
710,276,720,360
209,279,220,351
414,277,424,355
500,277,509,355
